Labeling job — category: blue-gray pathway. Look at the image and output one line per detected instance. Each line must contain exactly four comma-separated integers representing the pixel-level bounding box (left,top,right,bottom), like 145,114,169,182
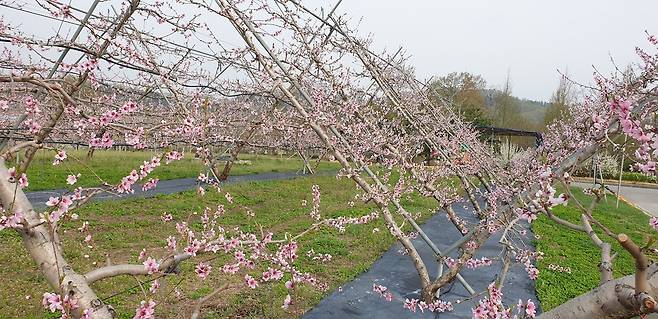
25,171,312,209
303,200,541,319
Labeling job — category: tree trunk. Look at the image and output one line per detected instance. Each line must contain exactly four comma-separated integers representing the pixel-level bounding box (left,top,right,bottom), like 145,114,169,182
0,160,115,318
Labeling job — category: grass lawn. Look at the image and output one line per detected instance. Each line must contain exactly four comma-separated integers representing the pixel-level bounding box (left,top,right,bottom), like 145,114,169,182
0,174,437,318
533,186,654,311
574,171,657,184
6,149,340,191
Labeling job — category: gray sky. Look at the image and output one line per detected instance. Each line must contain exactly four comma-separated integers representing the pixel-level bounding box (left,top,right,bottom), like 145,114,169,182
3,1,658,102
329,0,658,101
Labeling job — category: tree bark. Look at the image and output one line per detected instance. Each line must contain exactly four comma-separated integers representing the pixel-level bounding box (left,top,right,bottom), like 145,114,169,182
0,159,115,318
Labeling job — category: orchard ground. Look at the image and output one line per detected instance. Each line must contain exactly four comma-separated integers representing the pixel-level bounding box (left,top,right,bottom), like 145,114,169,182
0,173,440,318
0,150,652,318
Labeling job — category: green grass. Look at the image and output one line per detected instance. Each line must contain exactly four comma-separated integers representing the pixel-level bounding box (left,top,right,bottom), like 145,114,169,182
533,186,654,311
573,171,657,184
618,171,656,183
6,149,339,191
0,174,437,318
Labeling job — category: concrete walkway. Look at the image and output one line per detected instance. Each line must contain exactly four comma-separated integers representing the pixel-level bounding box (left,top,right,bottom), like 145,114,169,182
573,182,658,216
303,201,540,319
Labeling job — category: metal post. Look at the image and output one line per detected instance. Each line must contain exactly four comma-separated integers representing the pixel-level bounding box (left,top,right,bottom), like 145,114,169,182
592,153,597,188
616,154,625,208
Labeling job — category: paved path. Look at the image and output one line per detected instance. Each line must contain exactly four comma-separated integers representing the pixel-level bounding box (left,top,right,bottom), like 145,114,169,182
26,171,310,210
573,182,658,216
303,201,540,319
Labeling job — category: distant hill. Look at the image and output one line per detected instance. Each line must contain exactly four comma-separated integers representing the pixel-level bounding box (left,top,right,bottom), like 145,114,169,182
483,89,549,126
516,98,550,125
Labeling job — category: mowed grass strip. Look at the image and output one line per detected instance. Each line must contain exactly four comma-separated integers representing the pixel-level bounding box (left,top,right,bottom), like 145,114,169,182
0,174,437,318
533,186,654,310
6,149,340,191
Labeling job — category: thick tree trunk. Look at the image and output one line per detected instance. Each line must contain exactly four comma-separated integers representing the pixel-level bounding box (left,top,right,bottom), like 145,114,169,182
538,263,658,319
0,160,115,318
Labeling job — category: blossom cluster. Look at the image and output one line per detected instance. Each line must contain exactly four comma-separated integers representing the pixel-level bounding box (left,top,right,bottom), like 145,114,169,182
306,249,332,262
404,298,454,314
45,195,74,223
117,156,167,193
472,283,536,318
325,211,380,233
41,292,91,318
609,99,657,173
372,283,453,313
547,263,572,274
8,167,28,189
309,184,321,221
445,256,493,270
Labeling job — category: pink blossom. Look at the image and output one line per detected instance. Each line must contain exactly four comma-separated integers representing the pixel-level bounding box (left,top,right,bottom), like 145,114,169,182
89,132,114,149
184,239,202,256
525,299,537,317
133,300,156,319
121,101,139,113
24,96,41,114
222,263,240,274
63,294,78,311
525,261,539,280
59,196,73,209
7,167,16,178
18,173,28,188
139,249,147,261
46,197,60,207
245,274,258,288
53,150,67,165
548,193,568,207
195,262,212,280
164,151,183,164
49,210,63,223
66,174,78,185
464,257,493,269
166,236,177,251
42,292,63,312
403,298,418,313
282,294,292,310
262,267,284,282
143,257,159,275
149,280,160,294
638,161,656,173
307,249,332,262
373,283,389,300
142,178,159,191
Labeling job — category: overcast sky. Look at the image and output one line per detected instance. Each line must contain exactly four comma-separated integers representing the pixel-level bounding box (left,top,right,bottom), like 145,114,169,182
3,1,658,102
326,0,658,101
